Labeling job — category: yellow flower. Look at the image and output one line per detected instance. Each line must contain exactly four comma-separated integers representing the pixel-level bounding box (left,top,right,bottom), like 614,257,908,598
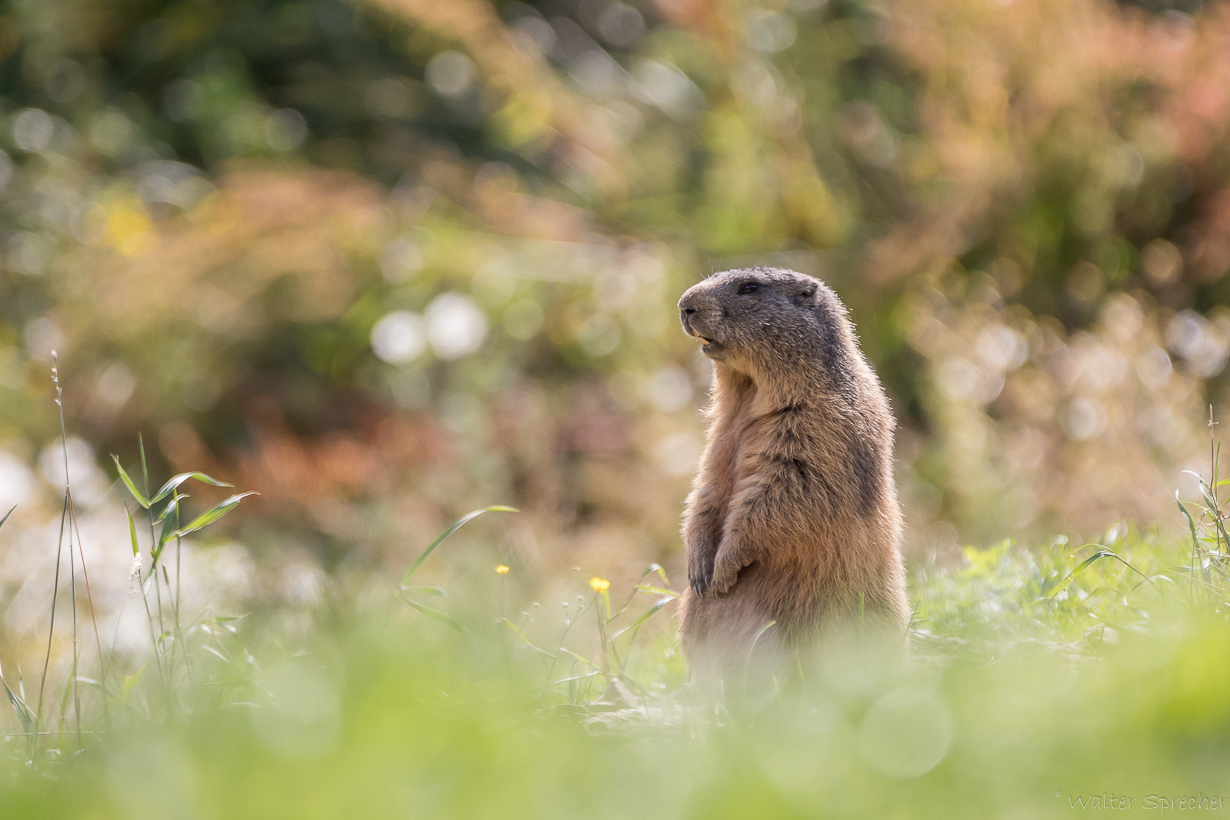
495,564,510,575
589,577,610,593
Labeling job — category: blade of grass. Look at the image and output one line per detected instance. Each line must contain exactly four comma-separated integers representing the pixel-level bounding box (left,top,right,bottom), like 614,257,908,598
744,620,778,694
34,493,70,755
138,433,150,496
543,596,596,688
1046,546,1157,598
608,596,674,645
151,472,232,505
0,660,35,735
111,456,151,509
635,585,681,598
172,492,258,539
611,563,674,619
544,671,603,687
1178,493,1200,553
66,494,81,746
125,507,140,556
400,506,517,585
556,648,601,670
402,586,449,597
501,619,556,658
398,595,470,634
1177,492,1204,595
170,491,192,686
154,494,187,525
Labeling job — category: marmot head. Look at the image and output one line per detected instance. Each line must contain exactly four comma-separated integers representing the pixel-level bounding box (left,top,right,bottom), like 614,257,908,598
678,267,852,377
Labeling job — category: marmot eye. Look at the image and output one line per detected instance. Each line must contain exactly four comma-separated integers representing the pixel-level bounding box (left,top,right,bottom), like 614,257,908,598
737,282,759,295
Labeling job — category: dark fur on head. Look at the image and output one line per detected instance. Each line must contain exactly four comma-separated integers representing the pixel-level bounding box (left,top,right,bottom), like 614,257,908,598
679,267,856,399
675,267,909,689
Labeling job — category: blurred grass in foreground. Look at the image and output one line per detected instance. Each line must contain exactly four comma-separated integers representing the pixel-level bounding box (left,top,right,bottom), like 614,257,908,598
5,487,1230,818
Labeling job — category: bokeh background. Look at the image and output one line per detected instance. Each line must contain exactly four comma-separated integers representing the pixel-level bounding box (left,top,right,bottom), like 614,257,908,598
3,0,1230,644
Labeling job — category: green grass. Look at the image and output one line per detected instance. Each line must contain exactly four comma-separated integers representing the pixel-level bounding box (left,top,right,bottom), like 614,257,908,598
5,426,1230,818
3,571,1230,819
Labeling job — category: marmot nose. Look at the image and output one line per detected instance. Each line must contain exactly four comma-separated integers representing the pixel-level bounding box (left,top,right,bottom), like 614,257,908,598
679,306,697,335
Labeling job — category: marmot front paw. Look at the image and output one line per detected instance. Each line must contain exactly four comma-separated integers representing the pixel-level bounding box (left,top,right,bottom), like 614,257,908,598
708,564,738,596
689,561,714,597
688,535,717,596
709,551,755,597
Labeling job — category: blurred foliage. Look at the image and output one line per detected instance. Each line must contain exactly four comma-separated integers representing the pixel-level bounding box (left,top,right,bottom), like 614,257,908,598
4,0,1230,590
5,507,1230,817
11,615,1230,819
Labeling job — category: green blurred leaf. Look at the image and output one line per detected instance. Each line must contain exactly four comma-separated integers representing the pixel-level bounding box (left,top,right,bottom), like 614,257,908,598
547,671,603,686
0,660,34,735
1178,492,1200,554
201,645,229,664
502,618,555,658
638,563,670,587
151,472,233,505
0,505,14,532
557,648,600,670
154,493,188,524
399,595,470,634
609,596,674,644
125,506,139,558
153,525,173,569
173,492,258,538
112,456,150,509
1047,546,1155,599
138,433,150,496
152,491,188,569
745,619,778,684
636,585,680,598
402,586,449,597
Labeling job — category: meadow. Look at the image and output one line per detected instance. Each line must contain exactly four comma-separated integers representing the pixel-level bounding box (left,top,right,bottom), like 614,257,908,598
3,409,1230,818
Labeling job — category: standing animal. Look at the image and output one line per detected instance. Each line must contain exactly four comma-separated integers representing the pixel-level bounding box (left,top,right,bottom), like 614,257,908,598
676,267,909,684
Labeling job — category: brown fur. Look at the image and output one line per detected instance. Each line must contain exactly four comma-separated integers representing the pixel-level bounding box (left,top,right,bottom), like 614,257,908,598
676,267,908,682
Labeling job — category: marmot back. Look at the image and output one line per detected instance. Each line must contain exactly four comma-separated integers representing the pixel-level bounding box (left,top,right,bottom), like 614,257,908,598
676,267,908,683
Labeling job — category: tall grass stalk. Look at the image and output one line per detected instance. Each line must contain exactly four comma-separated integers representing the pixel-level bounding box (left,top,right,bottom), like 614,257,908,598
31,354,107,755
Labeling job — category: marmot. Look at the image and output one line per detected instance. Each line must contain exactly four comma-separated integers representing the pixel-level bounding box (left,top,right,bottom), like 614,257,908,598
676,267,909,682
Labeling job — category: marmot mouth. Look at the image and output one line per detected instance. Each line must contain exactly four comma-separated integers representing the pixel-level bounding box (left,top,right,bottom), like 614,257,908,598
681,314,718,351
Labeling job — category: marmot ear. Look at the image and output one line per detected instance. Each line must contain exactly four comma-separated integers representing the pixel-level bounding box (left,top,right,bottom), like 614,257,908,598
792,283,818,307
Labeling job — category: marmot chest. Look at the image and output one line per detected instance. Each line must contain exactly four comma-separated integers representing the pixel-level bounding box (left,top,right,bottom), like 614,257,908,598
732,406,881,520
